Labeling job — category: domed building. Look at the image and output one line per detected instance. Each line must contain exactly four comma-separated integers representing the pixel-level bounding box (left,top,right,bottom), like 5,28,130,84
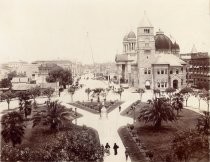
115,13,186,91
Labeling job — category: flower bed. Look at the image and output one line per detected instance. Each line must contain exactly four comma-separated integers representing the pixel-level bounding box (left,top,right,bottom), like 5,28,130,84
69,100,124,114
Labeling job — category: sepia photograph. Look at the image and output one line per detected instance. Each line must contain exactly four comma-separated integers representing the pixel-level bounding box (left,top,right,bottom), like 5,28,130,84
0,0,209,162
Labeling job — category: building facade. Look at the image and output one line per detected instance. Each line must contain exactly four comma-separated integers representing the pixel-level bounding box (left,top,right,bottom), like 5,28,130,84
115,13,187,91
180,46,210,90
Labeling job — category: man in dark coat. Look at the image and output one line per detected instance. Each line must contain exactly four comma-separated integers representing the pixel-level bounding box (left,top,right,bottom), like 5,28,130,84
113,143,119,155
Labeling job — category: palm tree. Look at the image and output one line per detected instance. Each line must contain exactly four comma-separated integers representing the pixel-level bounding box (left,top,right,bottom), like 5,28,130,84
32,100,72,131
92,88,104,102
43,87,55,101
68,85,76,102
28,86,41,108
115,87,124,100
138,98,176,129
153,89,160,99
165,87,176,103
16,91,32,119
172,93,184,116
136,88,145,101
85,88,92,101
1,111,25,147
179,87,194,107
1,90,15,110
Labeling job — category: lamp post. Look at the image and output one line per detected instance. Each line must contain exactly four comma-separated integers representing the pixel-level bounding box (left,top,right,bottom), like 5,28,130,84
74,107,77,125
130,105,136,124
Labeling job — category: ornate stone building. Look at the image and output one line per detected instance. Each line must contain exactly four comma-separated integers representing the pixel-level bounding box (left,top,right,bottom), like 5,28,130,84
115,13,187,91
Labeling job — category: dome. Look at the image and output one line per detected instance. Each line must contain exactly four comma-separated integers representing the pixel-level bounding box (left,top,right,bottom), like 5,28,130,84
123,34,128,41
127,31,136,39
154,30,172,50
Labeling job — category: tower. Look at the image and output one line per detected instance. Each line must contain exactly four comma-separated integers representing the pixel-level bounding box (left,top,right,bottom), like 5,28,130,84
137,12,155,88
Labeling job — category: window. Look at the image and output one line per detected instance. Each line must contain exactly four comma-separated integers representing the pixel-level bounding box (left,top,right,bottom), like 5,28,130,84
165,82,167,87
181,67,183,72
148,70,151,74
181,79,183,85
144,69,147,74
145,43,149,47
176,69,179,74
157,82,160,88
170,70,173,74
161,70,164,74
161,82,164,88
144,29,150,33
157,70,160,74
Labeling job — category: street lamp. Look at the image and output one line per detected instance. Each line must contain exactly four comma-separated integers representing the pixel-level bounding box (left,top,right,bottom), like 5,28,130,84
74,107,77,125
130,105,136,124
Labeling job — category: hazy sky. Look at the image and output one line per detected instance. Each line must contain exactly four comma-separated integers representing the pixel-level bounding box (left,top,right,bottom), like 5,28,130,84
0,0,209,64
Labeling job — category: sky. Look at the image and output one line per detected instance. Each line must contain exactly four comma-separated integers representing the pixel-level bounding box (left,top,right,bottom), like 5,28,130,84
0,0,209,64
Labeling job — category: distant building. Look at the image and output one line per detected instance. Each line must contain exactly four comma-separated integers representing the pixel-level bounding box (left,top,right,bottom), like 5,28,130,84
180,45,210,90
32,60,83,77
115,13,186,90
2,61,28,71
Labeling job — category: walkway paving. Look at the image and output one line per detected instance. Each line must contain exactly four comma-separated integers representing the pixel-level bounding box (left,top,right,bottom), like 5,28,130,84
59,79,140,162
0,78,209,162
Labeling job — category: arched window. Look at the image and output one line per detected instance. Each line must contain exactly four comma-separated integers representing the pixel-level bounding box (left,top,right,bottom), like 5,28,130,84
176,69,179,74
157,82,160,88
148,69,151,74
144,69,148,74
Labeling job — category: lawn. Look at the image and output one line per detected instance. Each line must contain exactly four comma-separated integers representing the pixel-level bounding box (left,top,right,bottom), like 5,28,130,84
69,100,124,114
120,102,209,162
1,104,103,162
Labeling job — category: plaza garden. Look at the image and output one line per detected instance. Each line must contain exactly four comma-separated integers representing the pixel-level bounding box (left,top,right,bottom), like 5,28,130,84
0,79,209,162
119,88,210,162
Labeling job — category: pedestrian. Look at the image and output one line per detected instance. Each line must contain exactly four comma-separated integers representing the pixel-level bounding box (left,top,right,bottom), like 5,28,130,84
113,143,119,155
125,147,129,161
119,106,121,112
105,143,110,155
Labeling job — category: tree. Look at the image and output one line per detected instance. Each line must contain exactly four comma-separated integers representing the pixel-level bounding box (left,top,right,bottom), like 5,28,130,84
115,87,124,100
43,88,55,101
180,87,193,107
32,100,71,131
1,90,15,109
46,66,72,89
138,98,176,129
16,91,32,119
136,88,145,101
7,71,17,81
171,93,184,116
172,129,208,162
1,111,25,147
153,89,160,99
28,86,41,108
197,111,210,135
92,88,104,102
85,88,92,101
0,78,11,88
165,87,176,103
199,91,210,113
68,85,76,102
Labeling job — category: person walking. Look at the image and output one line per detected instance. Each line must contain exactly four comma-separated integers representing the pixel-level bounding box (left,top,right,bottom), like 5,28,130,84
125,147,129,161
119,106,121,112
105,143,110,155
113,143,119,155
